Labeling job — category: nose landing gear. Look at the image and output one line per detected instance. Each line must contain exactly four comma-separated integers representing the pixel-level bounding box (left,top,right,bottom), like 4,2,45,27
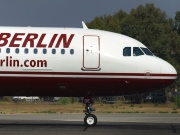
84,114,97,126
83,97,97,126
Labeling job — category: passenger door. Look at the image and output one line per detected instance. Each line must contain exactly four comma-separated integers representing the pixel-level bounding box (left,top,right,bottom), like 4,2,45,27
82,35,101,71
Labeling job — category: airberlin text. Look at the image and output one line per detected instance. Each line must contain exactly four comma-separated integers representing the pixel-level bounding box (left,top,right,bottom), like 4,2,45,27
0,56,47,68
0,33,75,48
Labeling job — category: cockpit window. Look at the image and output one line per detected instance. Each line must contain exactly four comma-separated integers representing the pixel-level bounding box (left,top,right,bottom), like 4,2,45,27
140,47,154,56
133,47,144,56
123,47,131,56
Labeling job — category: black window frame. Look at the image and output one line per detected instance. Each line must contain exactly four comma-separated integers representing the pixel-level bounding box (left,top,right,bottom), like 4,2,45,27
34,48,38,54
52,49,56,54
70,49,74,55
43,49,47,54
24,48,29,54
6,48,10,54
140,47,154,56
133,47,144,56
15,48,19,54
123,47,131,56
61,49,65,54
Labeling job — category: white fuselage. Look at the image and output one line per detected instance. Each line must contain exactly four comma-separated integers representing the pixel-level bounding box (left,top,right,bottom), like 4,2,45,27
0,27,177,96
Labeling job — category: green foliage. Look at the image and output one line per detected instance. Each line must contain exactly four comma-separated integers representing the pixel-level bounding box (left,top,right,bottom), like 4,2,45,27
3,96,12,102
57,97,72,105
175,11,180,35
175,97,180,108
87,3,180,91
87,10,127,33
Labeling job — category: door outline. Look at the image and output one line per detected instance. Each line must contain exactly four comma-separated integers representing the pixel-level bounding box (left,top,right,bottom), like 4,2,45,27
81,35,101,71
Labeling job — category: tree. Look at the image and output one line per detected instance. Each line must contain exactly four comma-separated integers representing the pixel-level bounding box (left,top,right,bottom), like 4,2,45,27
175,11,180,35
87,3,180,90
87,10,127,33
120,4,172,59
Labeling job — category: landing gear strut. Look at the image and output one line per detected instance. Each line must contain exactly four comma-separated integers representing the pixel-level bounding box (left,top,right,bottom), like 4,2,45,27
83,97,97,126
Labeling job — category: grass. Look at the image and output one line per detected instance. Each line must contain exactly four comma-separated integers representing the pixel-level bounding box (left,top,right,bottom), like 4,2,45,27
0,101,179,114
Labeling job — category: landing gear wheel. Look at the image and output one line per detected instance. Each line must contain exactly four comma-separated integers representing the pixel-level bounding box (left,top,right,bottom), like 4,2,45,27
84,114,97,126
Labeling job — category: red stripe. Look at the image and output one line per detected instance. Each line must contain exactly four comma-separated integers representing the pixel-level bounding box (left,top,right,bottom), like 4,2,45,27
0,71,177,77
0,76,176,96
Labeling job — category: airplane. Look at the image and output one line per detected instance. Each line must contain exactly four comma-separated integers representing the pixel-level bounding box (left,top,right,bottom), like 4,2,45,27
0,21,177,126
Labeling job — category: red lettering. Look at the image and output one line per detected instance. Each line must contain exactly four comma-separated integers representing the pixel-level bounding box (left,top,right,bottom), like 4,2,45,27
6,56,8,67
0,59,5,66
30,60,36,67
37,34,47,48
9,33,25,47
13,59,19,67
24,60,29,67
55,34,74,48
0,33,74,48
22,33,38,48
10,56,12,67
0,33,11,47
37,60,47,67
48,34,58,48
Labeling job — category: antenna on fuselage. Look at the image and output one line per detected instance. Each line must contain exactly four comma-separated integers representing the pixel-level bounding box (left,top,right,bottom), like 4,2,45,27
82,21,88,29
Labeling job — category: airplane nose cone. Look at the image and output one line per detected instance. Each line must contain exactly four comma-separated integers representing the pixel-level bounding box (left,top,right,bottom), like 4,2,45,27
159,61,177,88
161,61,177,78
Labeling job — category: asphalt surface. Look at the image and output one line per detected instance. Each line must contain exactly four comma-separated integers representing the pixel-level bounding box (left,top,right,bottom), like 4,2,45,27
0,114,180,135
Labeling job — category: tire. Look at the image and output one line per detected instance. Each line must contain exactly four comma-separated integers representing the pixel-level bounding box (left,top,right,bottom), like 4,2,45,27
84,114,97,126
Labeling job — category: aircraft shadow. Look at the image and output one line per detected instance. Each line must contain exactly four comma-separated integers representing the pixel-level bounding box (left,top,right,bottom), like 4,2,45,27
0,121,179,133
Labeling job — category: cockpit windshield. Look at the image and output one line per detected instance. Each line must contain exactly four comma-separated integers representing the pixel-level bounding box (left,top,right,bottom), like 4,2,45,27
140,47,154,56
123,47,154,57
133,47,144,56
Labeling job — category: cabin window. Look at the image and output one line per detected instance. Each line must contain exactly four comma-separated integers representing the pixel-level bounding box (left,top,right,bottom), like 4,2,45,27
6,48,10,54
70,49,74,55
34,48,38,54
43,49,47,54
52,49,56,54
140,47,153,56
61,49,65,54
24,48,28,54
133,47,144,56
15,48,19,54
0,48,1,53
123,47,131,56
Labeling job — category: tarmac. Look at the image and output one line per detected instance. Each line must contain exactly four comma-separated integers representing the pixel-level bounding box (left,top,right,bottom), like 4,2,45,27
0,114,180,135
